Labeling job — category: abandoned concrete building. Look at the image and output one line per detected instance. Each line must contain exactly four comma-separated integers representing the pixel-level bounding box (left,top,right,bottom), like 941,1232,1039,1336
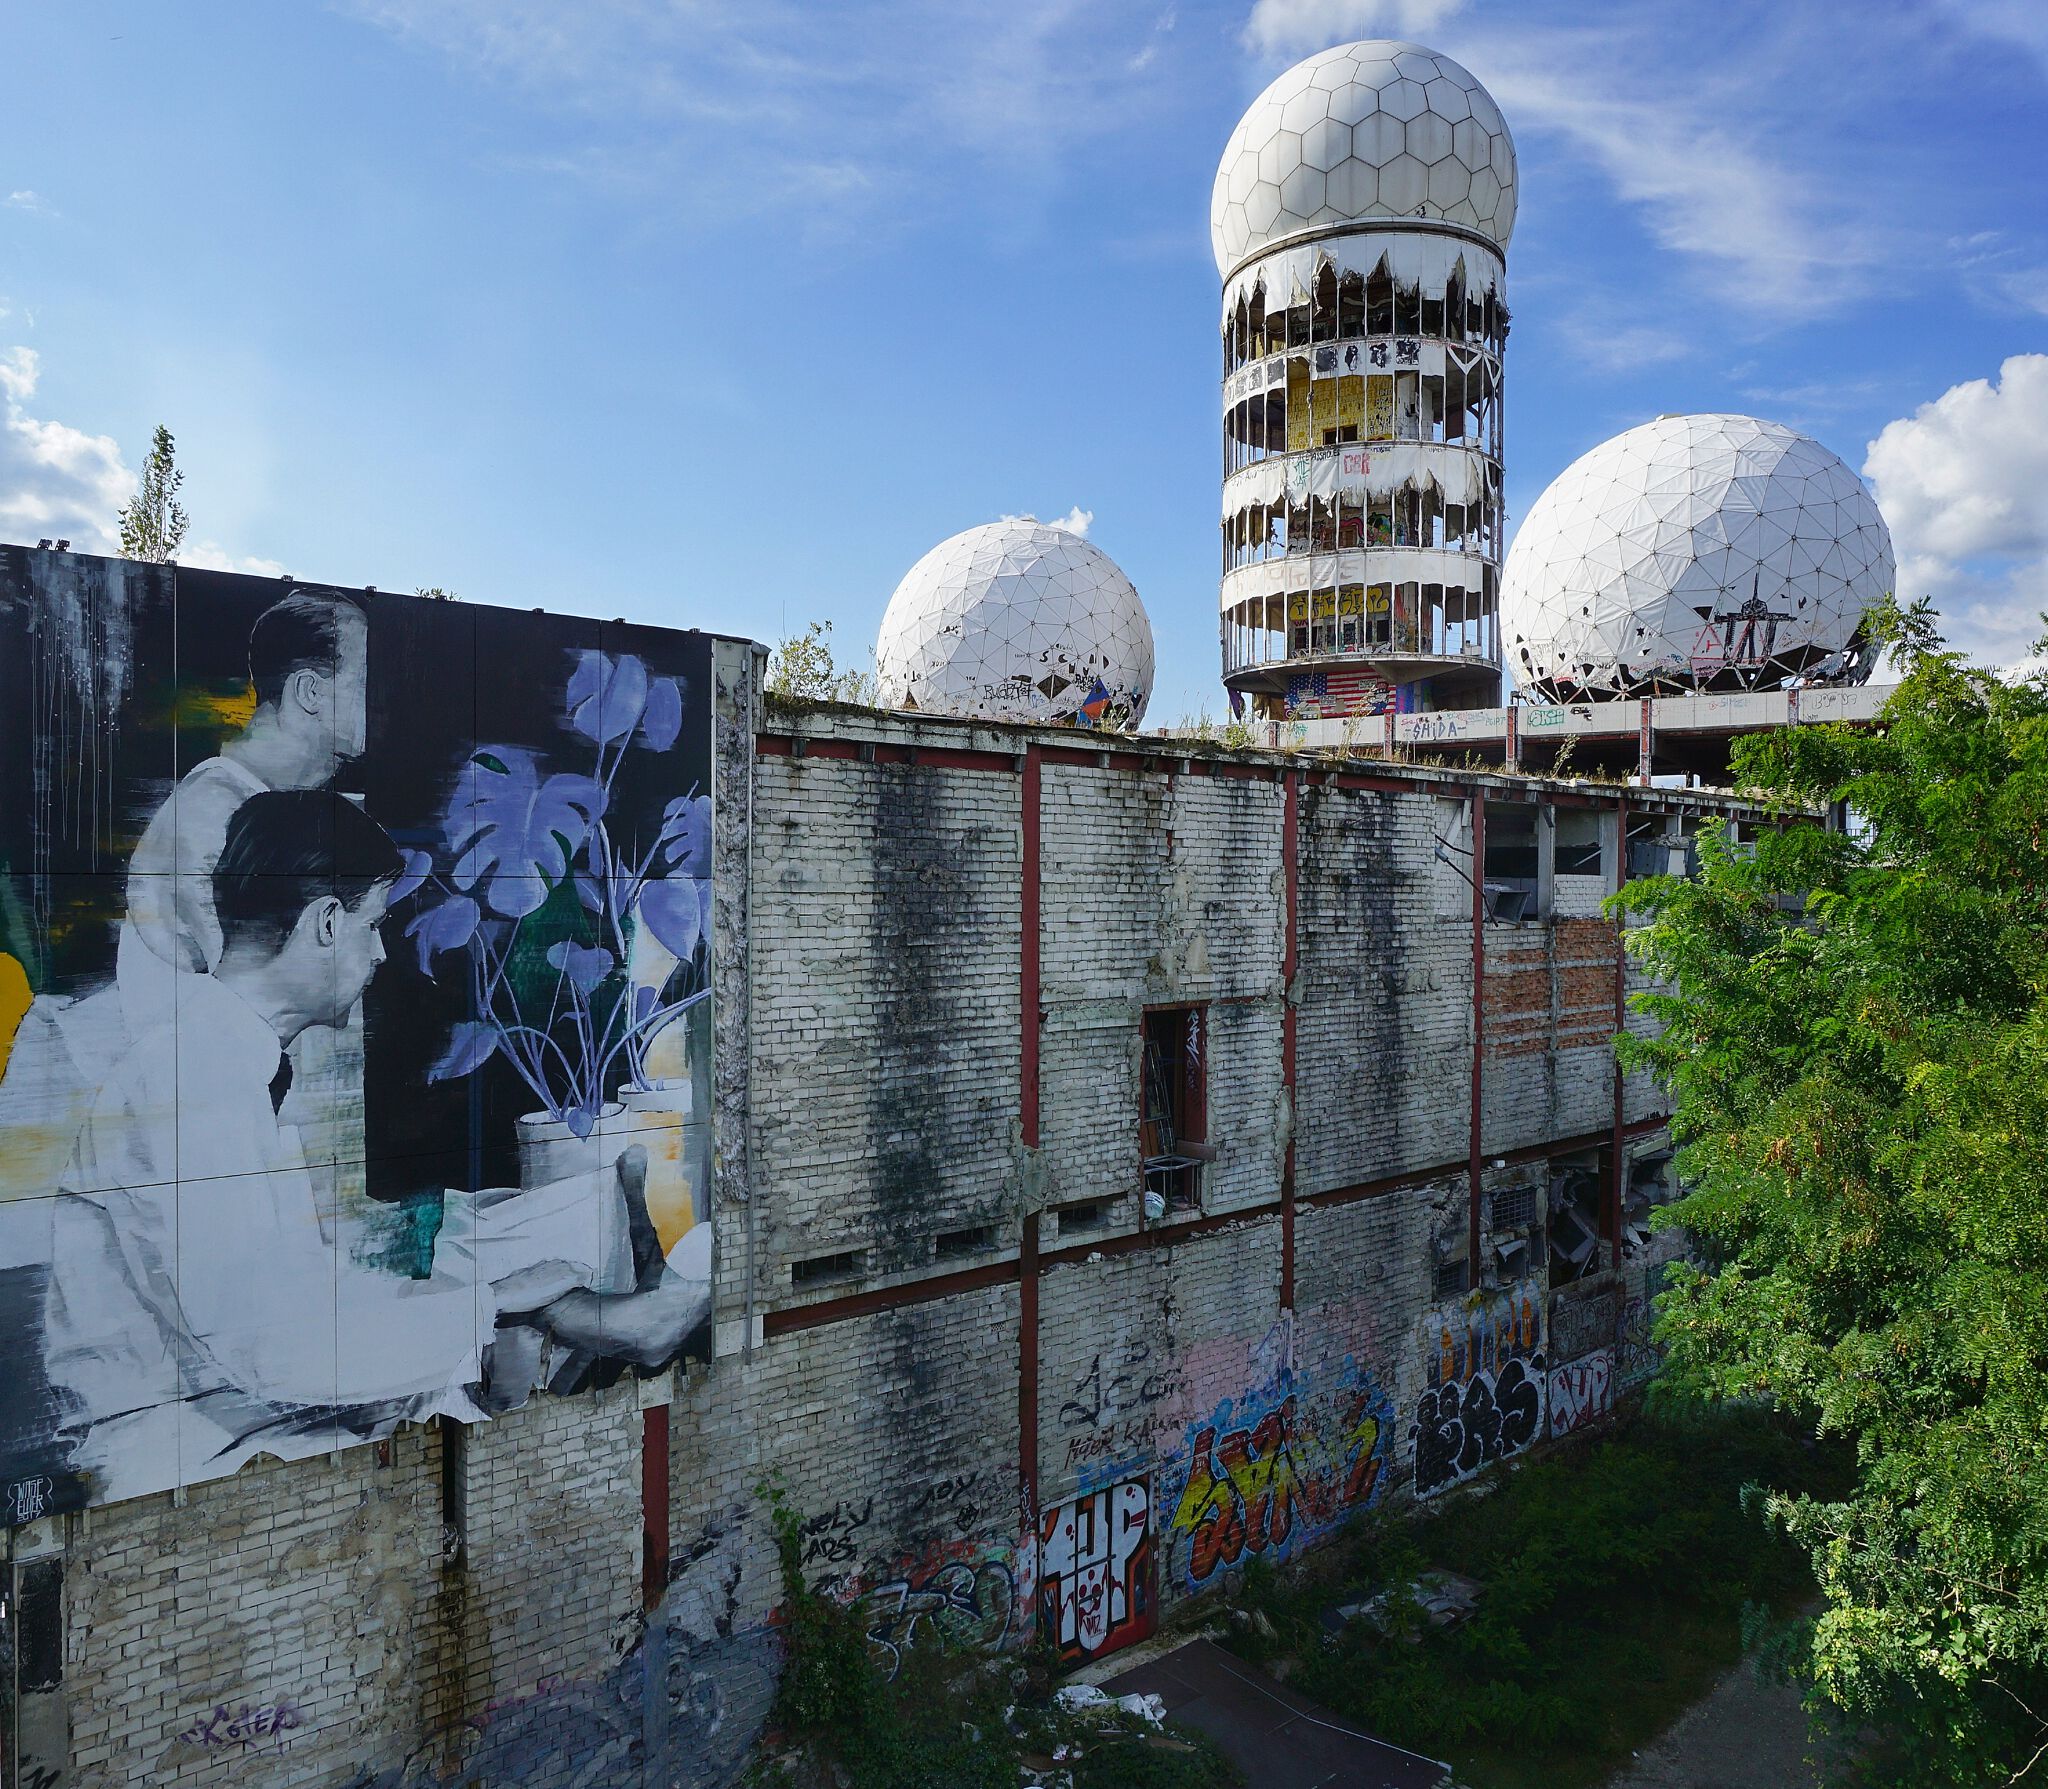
0,555,1782,1788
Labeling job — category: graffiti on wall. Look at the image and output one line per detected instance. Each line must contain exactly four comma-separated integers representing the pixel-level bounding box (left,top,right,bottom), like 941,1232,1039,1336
1546,1348,1613,1436
1160,1354,1393,1591
1038,1479,1155,1664
1058,1337,1190,1479
1614,1294,1662,1389
177,1701,305,1751
850,1545,1018,1680
1411,1281,1546,1496
0,550,717,1510
1549,1286,1621,1368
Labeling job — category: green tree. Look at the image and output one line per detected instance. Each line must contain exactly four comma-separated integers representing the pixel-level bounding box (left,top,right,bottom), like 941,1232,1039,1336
766,619,877,706
117,424,189,563
1613,597,2048,1785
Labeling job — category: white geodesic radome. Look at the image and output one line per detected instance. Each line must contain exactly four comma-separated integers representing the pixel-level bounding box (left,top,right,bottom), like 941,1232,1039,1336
875,521,1155,728
1211,40,1517,277
1500,415,1895,701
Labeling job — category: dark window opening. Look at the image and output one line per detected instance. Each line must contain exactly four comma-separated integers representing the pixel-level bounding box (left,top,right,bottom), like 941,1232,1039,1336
1555,807,1607,877
1484,803,1539,920
1142,1005,1210,1215
1547,1148,1608,1286
1433,1255,1471,1300
793,1248,866,1286
1625,812,1670,880
934,1223,999,1260
1491,1184,1538,1231
1056,1200,1108,1238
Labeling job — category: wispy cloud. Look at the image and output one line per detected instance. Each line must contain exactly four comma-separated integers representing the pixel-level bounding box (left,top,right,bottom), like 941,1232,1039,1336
342,0,1186,230
5,190,54,217
1243,0,1467,56
0,347,133,552
1554,313,1691,375
1865,354,2048,667
1236,0,1970,314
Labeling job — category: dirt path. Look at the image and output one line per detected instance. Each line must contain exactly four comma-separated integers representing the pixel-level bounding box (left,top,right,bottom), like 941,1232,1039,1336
1601,1658,1820,1789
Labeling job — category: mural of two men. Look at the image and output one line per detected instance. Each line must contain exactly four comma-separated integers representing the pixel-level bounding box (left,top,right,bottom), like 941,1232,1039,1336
0,550,717,1508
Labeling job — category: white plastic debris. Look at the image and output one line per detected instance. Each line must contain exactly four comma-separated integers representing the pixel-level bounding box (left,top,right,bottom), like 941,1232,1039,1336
1055,1683,1111,1713
1116,1693,1167,1726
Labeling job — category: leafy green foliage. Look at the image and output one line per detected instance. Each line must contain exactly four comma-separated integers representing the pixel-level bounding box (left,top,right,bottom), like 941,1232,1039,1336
117,423,188,563
766,620,878,706
1612,596,2048,1784
1225,1408,1824,1785
755,1477,1236,1789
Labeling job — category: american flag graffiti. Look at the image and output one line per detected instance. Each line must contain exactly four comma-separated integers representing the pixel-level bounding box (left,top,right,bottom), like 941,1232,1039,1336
1283,669,1413,718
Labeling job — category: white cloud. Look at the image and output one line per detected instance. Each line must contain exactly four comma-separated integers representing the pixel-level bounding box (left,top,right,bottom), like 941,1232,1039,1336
1243,0,1467,56
1555,313,1690,375
343,0,1183,228
4,190,53,216
1000,505,1094,536
1235,3,1908,313
1864,354,2048,666
177,541,289,577
0,348,133,552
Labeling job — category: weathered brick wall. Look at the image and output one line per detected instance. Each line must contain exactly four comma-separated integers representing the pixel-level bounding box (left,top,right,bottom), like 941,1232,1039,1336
15,688,1789,1788
748,742,1022,1295
1295,783,1470,1190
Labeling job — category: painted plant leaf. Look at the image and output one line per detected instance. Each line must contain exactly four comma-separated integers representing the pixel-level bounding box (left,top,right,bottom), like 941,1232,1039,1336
638,874,706,961
445,748,605,919
427,1020,499,1082
389,848,433,905
639,677,683,753
405,892,481,974
567,651,649,747
659,792,712,876
545,939,616,996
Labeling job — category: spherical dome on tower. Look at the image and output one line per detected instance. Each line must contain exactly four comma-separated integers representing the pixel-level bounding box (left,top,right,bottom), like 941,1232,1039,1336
1211,40,1517,276
1500,415,1895,701
875,521,1155,728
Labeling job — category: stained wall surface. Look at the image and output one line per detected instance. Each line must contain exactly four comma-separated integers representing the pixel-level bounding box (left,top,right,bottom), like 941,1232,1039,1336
0,553,1779,1789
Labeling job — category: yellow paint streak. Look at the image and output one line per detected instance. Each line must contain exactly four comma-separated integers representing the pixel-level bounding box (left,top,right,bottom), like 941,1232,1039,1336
178,683,258,736
0,953,28,1080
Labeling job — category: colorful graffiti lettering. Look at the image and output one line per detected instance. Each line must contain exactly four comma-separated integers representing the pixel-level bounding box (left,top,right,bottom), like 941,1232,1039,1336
1039,1480,1154,1664
1547,1348,1614,1436
1412,1281,1547,1496
852,1551,1017,1680
1163,1367,1391,1588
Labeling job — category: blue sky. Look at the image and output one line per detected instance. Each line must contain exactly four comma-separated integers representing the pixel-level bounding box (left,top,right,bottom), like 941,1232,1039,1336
2,0,2045,713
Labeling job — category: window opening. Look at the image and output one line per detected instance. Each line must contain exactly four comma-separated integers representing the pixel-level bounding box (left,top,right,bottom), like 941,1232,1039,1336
1483,803,1539,919
934,1223,999,1260
793,1248,867,1286
1141,1005,1210,1215
1554,807,1607,878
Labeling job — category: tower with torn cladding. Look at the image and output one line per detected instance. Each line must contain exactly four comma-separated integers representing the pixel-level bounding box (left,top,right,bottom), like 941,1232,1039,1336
1214,40,1515,724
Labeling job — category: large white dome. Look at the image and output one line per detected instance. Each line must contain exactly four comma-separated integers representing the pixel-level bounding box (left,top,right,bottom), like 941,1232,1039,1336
875,521,1155,728
1212,40,1516,277
1500,415,1895,700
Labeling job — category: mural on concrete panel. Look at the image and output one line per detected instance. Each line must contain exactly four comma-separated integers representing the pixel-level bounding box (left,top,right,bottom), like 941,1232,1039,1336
0,548,715,1511
1039,1479,1155,1664
1411,1281,1546,1496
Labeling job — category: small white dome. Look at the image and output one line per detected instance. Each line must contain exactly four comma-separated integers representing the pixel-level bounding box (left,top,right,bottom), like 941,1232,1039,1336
875,521,1155,728
1500,415,1896,700
1212,40,1517,276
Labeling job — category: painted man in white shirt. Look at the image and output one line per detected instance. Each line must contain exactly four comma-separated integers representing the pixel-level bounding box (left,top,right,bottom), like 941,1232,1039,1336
118,588,369,1037
46,791,708,1499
